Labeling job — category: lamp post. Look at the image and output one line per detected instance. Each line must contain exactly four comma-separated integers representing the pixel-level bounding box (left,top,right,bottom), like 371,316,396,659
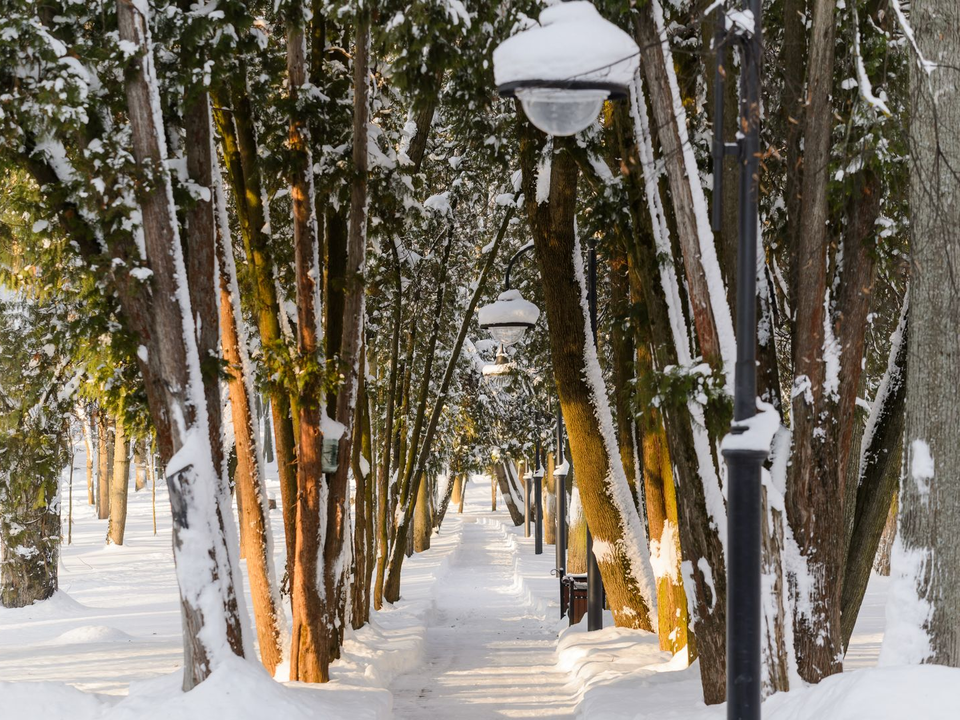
554,406,569,589
533,440,544,555
713,3,765,720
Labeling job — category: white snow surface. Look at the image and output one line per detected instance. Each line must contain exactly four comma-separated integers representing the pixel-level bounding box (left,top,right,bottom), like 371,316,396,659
493,2,639,89
1,468,946,719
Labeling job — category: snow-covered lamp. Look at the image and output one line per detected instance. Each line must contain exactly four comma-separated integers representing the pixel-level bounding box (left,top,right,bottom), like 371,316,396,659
493,1,640,137
477,289,540,347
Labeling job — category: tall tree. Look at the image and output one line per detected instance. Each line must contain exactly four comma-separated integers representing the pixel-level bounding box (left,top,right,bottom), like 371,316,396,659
884,0,960,666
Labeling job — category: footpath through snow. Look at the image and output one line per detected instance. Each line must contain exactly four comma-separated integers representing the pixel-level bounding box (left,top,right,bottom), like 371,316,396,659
3,472,960,719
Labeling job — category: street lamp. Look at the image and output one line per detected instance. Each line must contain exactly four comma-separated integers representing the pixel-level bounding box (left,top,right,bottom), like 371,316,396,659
477,289,540,348
493,1,640,137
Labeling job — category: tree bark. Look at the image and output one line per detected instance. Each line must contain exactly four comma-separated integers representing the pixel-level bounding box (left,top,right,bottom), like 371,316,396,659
216,187,285,675
634,2,730,375
414,473,432,552
841,303,907,649
117,0,246,688
107,415,130,545
614,98,724,699
97,413,113,520
286,10,328,684
212,68,299,586
81,409,96,504
494,460,526,526
520,128,655,630
889,0,960,664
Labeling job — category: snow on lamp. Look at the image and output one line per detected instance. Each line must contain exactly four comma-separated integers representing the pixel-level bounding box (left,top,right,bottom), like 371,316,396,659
477,289,541,347
493,1,640,137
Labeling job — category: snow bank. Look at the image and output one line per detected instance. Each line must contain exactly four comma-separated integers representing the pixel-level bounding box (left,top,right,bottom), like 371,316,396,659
0,475,468,719
554,621,960,720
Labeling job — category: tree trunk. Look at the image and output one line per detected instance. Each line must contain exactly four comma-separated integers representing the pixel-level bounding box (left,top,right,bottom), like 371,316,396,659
634,1,733,378
286,9,329,684
107,415,130,545
544,453,556,545
212,67,299,587
82,409,96,504
610,249,641,513
117,0,246,688
494,461,525,526
614,96,725,700
414,473,432,553
491,475,497,512
520,129,655,630
97,414,113,520
216,179,285,675
841,303,908,650
784,0,846,683
373,243,403,611
887,0,960,664
0,493,60,608
874,493,897,576
637,344,691,657
451,475,464,508
134,442,147,492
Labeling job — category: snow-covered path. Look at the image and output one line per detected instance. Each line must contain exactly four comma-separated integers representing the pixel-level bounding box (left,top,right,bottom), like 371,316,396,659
389,512,577,719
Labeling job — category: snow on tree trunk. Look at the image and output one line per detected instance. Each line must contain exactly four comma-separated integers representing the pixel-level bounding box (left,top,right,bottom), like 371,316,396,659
883,0,960,665
116,0,245,688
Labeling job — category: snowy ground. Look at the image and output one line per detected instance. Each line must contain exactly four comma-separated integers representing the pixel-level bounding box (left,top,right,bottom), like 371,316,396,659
1,467,954,719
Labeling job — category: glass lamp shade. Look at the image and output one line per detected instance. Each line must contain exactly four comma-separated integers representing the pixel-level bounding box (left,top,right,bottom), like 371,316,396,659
487,324,529,347
515,87,609,137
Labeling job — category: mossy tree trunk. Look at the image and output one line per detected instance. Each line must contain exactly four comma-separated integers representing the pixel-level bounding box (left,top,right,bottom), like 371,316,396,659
519,126,655,630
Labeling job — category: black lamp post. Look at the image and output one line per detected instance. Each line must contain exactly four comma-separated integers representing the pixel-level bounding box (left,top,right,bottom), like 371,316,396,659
713,3,765,720
554,406,569,589
533,440,544,556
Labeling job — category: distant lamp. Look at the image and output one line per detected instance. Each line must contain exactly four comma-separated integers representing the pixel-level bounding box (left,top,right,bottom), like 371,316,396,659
493,1,640,137
477,289,540,347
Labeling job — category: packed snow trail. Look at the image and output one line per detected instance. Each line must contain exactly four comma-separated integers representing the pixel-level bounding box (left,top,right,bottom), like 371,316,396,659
389,512,577,718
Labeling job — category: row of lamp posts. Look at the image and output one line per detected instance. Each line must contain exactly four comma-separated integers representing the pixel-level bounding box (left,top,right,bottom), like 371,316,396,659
481,2,765,719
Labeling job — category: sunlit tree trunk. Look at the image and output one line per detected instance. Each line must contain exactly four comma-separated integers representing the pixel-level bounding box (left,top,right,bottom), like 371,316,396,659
216,182,285,675
519,128,655,630
107,414,130,545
